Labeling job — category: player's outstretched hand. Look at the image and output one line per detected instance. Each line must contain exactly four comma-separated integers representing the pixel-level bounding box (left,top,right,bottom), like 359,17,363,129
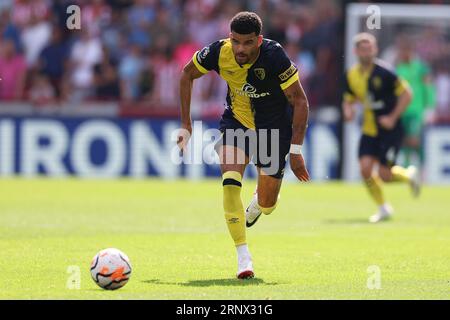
290,153,310,182
177,123,192,155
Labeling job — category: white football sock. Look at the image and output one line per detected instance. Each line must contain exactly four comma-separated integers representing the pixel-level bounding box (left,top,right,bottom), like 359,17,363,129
236,244,250,258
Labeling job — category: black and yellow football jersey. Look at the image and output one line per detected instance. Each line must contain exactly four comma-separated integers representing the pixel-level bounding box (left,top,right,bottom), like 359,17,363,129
343,60,409,137
192,38,299,130
344,60,410,166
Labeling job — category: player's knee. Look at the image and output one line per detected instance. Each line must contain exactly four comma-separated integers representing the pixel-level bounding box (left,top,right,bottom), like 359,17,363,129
379,168,393,182
360,166,372,180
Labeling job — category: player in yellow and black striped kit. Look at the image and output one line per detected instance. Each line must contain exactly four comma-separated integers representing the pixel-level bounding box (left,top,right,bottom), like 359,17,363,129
343,33,421,223
178,12,310,279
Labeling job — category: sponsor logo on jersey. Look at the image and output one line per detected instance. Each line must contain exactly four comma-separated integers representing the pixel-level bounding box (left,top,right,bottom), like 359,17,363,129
234,83,270,98
242,83,257,93
198,46,210,62
366,93,385,110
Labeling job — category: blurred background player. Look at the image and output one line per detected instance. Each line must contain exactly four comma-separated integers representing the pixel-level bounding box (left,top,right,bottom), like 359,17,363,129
177,12,310,279
342,33,420,223
394,35,436,169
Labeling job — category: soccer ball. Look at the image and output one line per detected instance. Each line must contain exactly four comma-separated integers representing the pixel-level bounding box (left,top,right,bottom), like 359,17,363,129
90,248,132,290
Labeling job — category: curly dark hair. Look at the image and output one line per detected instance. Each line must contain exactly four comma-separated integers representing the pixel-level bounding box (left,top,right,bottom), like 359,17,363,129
230,11,262,36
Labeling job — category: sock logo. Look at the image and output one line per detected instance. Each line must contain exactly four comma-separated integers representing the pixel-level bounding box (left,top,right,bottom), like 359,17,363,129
228,217,240,224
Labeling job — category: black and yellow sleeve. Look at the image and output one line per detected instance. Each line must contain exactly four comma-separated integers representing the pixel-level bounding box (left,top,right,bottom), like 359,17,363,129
343,72,356,103
384,67,410,96
192,40,222,74
272,44,300,90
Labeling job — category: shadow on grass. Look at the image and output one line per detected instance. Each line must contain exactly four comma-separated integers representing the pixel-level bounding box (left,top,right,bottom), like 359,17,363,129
143,278,279,287
322,218,372,225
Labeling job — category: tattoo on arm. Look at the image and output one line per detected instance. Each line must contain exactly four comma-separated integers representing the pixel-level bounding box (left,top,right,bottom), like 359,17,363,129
182,60,205,80
283,81,309,145
284,81,307,107
285,90,298,106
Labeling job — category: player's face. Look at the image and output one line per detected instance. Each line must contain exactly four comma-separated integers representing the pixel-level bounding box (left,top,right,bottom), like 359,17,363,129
355,40,378,65
230,32,263,65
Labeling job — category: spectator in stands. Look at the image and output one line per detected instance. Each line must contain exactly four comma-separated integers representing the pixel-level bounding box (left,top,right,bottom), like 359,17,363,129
0,38,27,100
148,35,178,106
173,33,200,70
265,8,288,45
0,9,22,54
67,28,103,101
138,64,155,101
0,0,349,112
0,0,13,12
118,43,144,101
12,0,49,28
101,9,127,64
29,71,56,105
126,0,156,49
186,1,221,46
93,46,120,100
20,11,51,68
81,0,112,38
38,27,71,98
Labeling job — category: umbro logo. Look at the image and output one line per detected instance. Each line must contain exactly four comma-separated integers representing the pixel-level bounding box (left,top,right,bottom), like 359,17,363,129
228,218,240,224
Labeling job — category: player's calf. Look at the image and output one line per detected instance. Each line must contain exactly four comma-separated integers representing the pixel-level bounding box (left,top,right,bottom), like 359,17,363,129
246,192,280,227
245,192,262,228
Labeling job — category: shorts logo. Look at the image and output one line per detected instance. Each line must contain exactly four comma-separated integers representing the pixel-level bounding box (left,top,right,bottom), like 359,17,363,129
278,64,296,82
386,147,396,163
254,68,266,80
198,46,210,62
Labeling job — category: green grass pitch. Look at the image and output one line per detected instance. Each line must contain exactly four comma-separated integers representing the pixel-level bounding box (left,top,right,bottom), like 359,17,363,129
0,178,449,299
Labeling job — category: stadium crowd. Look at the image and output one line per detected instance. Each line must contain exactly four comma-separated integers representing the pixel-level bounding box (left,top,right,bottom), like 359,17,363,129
0,0,449,121
0,0,341,114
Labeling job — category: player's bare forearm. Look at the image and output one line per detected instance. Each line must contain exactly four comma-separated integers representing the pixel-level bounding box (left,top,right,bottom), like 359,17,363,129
284,80,309,145
391,88,412,121
284,80,310,182
180,60,203,127
379,88,412,130
178,60,205,150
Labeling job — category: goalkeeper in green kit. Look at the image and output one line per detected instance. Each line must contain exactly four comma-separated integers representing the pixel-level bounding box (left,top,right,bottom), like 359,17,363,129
395,37,436,168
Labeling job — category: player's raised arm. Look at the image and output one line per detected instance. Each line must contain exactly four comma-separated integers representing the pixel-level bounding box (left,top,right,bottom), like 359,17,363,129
283,80,310,182
177,60,206,152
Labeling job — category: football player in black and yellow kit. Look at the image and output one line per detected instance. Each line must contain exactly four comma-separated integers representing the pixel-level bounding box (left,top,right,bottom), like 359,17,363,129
178,12,310,279
343,33,421,223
